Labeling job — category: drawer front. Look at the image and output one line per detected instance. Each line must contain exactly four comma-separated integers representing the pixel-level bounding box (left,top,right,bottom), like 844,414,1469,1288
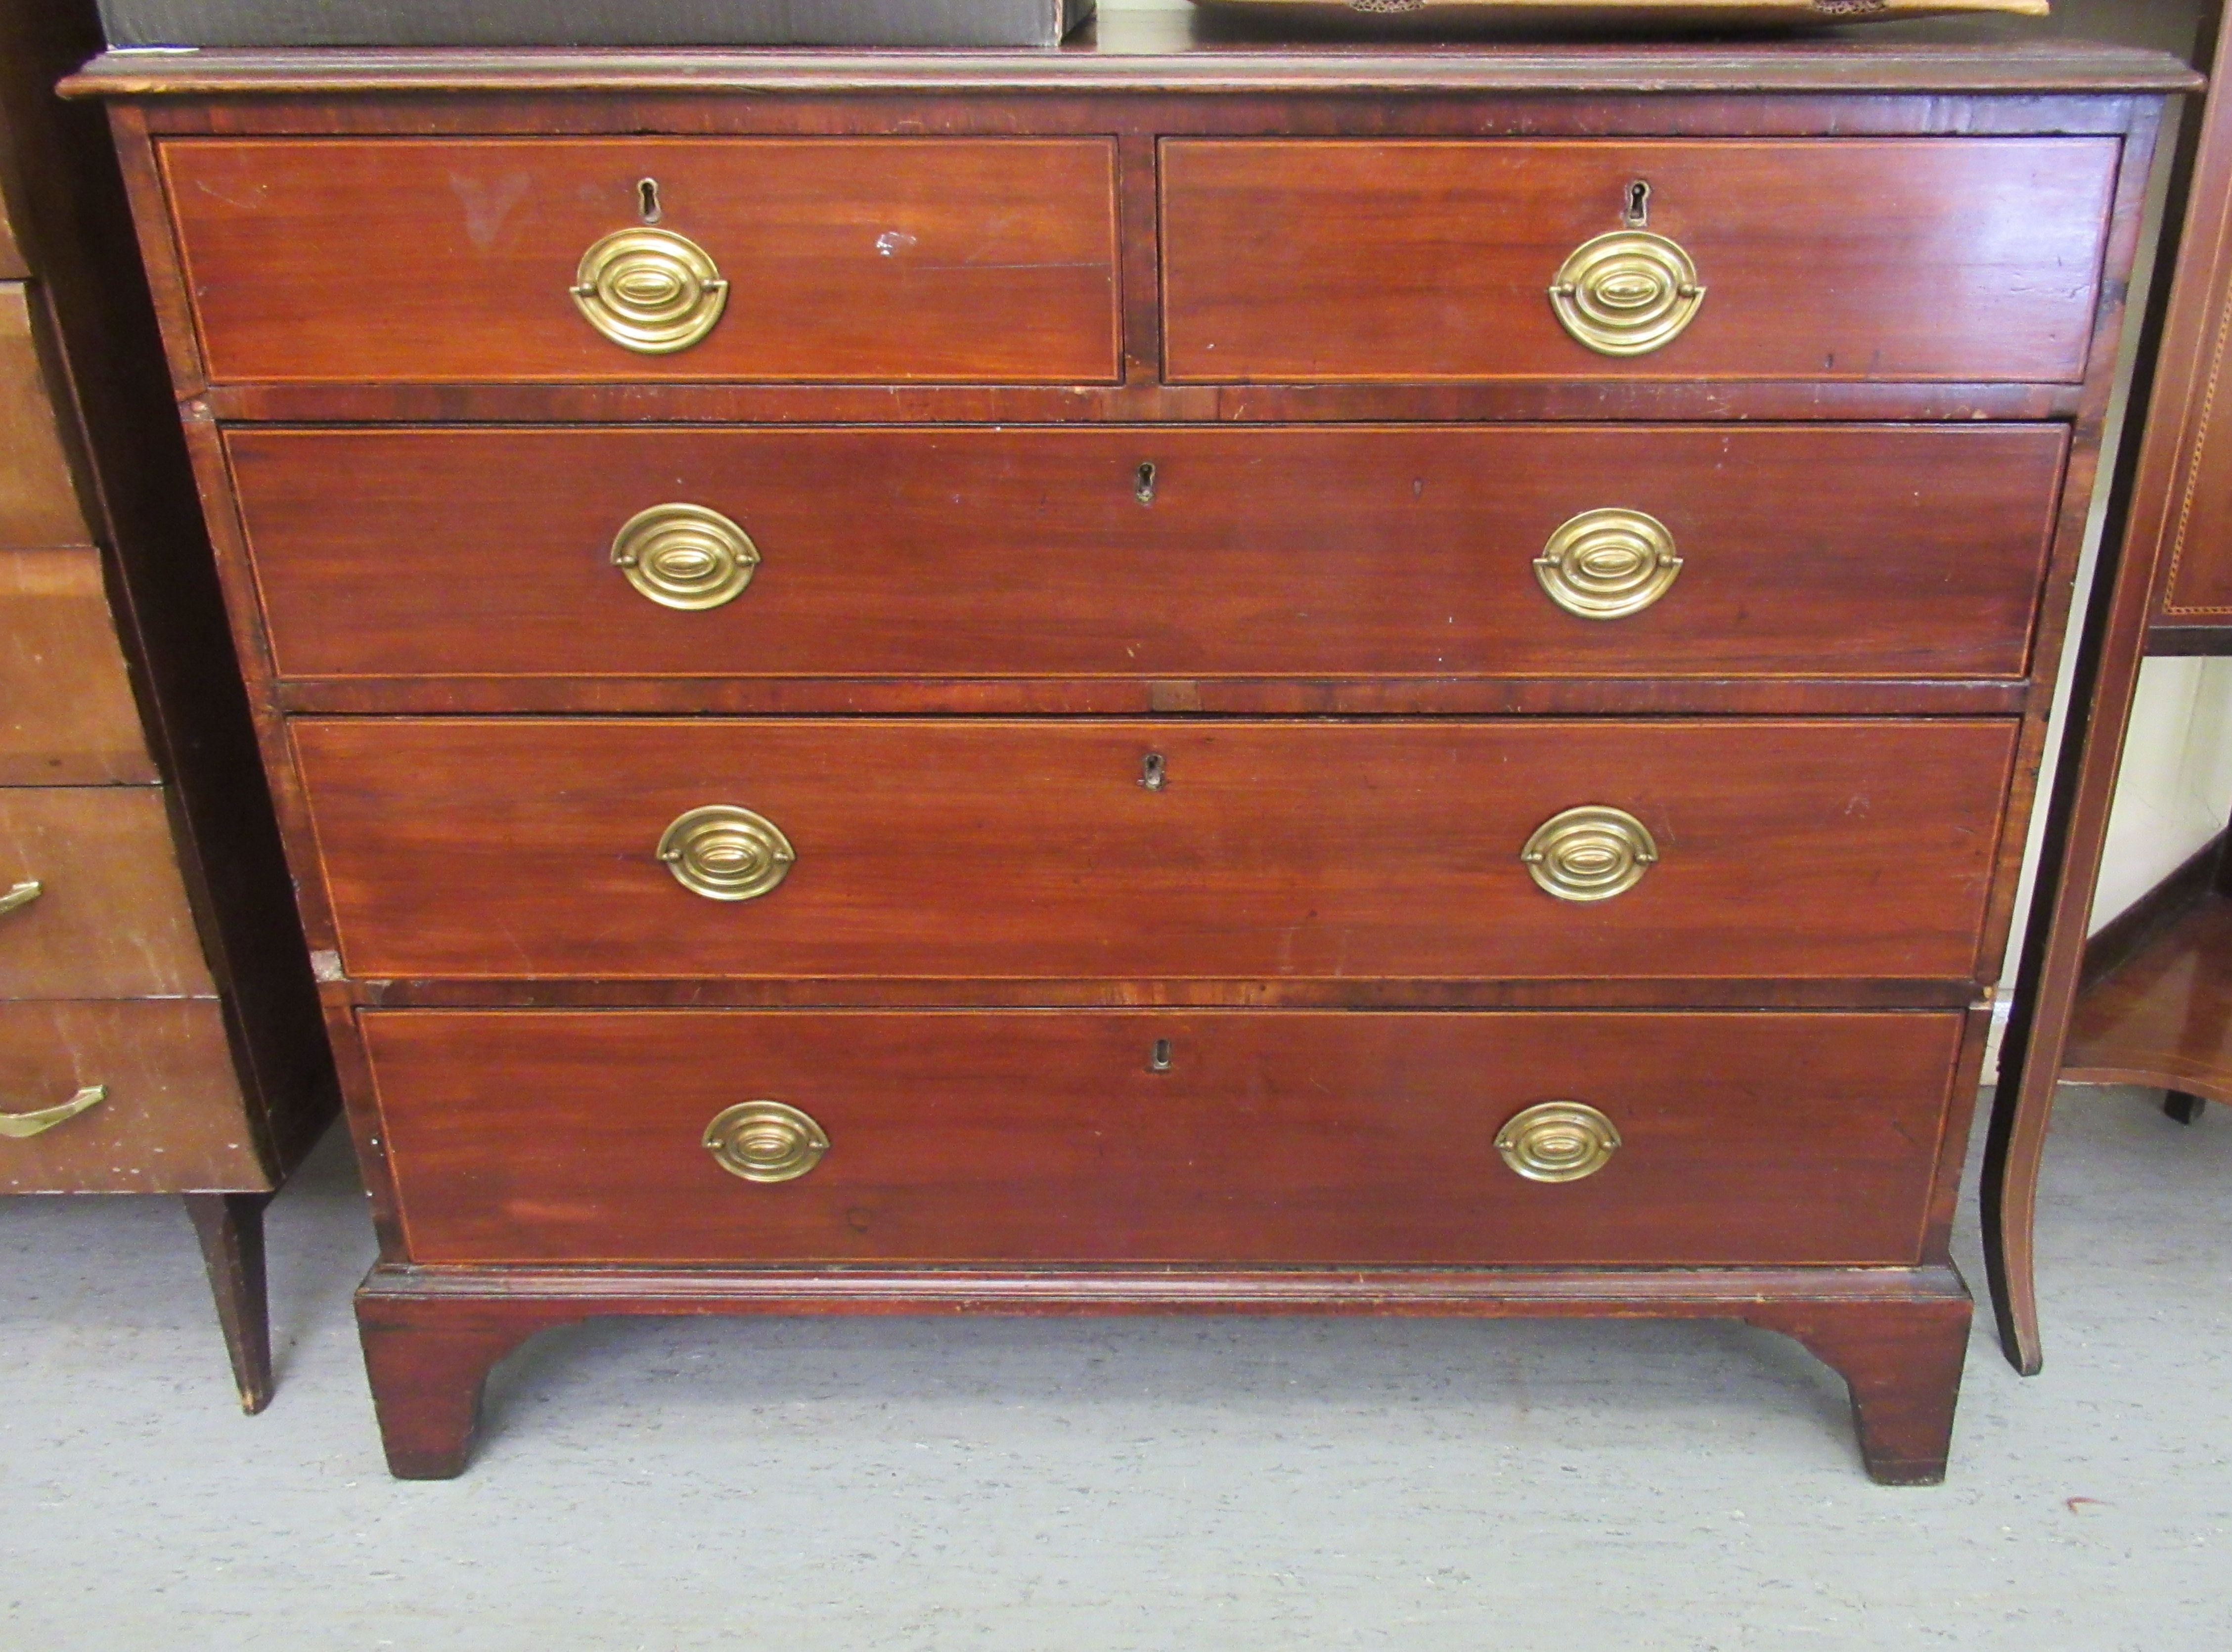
0,999,262,1193
161,138,1121,384
1,284,89,547
230,423,2067,683
0,787,213,998
365,1008,1964,1266
1162,139,2119,383
0,548,154,785
295,718,2014,982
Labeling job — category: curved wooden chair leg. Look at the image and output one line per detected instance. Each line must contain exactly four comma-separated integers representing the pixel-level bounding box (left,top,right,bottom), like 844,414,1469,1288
184,1192,276,1415
2164,1089,2209,1124
1980,1072,2052,1378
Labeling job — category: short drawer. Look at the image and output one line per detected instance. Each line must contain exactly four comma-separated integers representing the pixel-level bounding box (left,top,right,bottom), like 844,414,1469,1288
0,786,214,998
295,717,2014,983
0,548,154,785
161,138,1121,384
364,1008,1965,1266
0,999,262,1193
230,423,2067,683
1161,138,2119,382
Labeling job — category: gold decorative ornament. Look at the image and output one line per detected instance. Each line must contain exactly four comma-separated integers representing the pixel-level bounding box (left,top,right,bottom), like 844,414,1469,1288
611,503,760,611
1521,805,1659,902
1550,230,1706,357
0,1084,106,1141
1495,1100,1622,1184
703,1100,829,1183
0,879,42,918
572,226,729,354
657,805,796,902
1536,508,1682,620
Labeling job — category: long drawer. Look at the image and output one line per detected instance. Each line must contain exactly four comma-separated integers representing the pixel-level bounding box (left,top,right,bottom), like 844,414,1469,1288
229,424,2067,683
0,999,262,1194
0,786,214,998
364,1008,1965,1266
0,548,155,785
294,718,2015,982
1161,138,2119,383
160,137,1122,384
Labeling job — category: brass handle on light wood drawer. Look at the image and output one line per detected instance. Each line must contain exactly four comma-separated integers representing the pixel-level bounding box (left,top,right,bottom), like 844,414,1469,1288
1521,805,1658,902
572,226,730,354
612,504,760,610
704,1101,829,1183
1535,509,1682,620
658,805,796,901
1496,1101,1622,1184
1550,230,1706,357
0,1085,106,1141
0,879,42,917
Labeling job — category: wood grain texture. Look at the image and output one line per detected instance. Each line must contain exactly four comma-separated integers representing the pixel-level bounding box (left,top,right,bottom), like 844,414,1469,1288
293,717,2016,984
2061,891,2232,1104
0,998,268,1192
160,136,1121,385
227,423,2068,686
0,283,90,545
0,548,155,785
1162,138,2120,384
0,785,216,998
364,1008,1964,1267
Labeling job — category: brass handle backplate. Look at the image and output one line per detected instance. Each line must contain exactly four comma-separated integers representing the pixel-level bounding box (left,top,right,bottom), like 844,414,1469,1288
658,804,796,902
1496,1100,1622,1183
704,1100,829,1183
1550,230,1706,357
1536,509,1682,621
0,879,42,918
1522,805,1659,902
612,503,760,610
572,226,729,354
0,1084,106,1141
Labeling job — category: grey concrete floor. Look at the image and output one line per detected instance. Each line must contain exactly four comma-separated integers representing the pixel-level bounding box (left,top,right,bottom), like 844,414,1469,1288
3,1086,2229,1651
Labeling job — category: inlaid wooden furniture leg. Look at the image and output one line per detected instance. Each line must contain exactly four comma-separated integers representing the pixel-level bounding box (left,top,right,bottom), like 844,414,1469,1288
183,1191,275,1415
1749,1298,1972,1486
2164,1090,2210,1124
356,1298,565,1479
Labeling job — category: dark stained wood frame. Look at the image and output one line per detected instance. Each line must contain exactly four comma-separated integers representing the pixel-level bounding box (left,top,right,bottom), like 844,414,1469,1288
67,34,2192,1478
1985,9,2232,1378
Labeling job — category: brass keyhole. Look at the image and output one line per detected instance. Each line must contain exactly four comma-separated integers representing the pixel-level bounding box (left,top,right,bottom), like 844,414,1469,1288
1140,752,1167,791
1625,179,1652,228
1135,461,1158,506
638,177,663,223
1148,1038,1173,1072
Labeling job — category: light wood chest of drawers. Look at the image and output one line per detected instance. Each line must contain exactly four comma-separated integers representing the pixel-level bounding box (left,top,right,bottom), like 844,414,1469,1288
74,21,2193,1480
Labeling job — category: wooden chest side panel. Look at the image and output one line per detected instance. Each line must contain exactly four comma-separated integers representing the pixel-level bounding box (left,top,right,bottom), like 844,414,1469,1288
1161,137,2121,383
0,283,90,545
294,717,2017,983
160,136,1122,384
227,423,2069,684
365,1008,1964,1267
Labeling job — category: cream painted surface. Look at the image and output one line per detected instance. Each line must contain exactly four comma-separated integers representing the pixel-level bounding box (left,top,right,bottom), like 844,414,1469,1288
2092,659,2232,927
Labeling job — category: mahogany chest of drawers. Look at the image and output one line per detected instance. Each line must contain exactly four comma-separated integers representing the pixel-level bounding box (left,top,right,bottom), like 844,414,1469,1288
72,21,2193,1480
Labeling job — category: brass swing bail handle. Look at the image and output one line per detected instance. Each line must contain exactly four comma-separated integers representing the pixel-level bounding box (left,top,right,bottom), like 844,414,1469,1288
0,879,42,918
0,1085,107,1141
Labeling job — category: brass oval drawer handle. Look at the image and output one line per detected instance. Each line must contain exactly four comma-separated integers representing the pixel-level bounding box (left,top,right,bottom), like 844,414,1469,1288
658,804,796,902
1536,509,1682,621
572,226,730,355
1521,805,1658,903
1496,1100,1622,1184
704,1100,829,1183
0,1084,106,1141
1550,230,1706,357
612,504,760,611
0,879,42,918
